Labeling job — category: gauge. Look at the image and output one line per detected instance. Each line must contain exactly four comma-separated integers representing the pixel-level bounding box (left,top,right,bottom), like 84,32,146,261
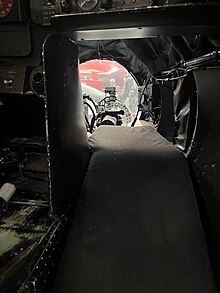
76,0,99,11
0,0,13,19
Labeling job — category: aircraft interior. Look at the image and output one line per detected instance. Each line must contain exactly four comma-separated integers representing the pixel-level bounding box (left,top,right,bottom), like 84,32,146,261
0,1,220,292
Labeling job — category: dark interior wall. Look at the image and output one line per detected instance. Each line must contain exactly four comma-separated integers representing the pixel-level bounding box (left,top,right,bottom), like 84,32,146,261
0,94,46,138
125,37,176,75
187,67,220,289
173,73,197,151
43,34,91,216
156,82,175,142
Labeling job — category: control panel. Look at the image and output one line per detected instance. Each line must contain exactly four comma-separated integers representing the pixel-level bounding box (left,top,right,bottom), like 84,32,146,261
0,64,26,94
0,0,28,23
29,0,154,26
0,0,14,19
72,0,153,12
30,0,57,26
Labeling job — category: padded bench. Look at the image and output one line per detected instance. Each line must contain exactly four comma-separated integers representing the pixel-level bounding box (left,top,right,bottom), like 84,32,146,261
54,125,215,293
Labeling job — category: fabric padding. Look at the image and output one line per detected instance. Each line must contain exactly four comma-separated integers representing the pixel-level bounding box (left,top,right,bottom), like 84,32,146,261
54,125,215,293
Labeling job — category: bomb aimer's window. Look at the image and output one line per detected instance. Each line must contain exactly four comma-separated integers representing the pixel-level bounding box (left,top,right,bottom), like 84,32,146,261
79,59,139,131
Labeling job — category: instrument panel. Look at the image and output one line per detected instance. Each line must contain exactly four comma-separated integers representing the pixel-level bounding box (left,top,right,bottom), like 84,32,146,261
72,0,153,12
0,0,13,19
75,0,99,12
29,0,153,26
0,0,27,23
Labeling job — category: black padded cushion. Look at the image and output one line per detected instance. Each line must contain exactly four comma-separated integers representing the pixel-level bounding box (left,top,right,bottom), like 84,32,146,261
54,125,215,293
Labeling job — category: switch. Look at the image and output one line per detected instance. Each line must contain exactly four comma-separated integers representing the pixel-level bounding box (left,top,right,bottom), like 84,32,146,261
3,79,13,85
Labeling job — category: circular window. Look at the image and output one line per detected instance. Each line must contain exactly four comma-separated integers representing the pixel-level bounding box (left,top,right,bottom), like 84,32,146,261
79,59,139,116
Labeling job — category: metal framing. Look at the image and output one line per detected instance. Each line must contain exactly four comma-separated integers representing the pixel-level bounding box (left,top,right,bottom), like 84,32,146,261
52,3,220,39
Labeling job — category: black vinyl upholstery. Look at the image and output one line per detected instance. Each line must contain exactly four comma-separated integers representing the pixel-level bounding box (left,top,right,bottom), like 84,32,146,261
54,125,215,293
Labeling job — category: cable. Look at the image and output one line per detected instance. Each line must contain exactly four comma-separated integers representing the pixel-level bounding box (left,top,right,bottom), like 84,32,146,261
84,101,96,133
84,114,91,132
153,50,220,82
85,95,97,109
129,70,140,88
131,77,151,127
97,41,101,59
98,41,114,60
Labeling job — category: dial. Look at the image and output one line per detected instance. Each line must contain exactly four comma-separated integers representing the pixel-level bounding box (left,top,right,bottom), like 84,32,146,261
76,0,99,11
0,0,13,19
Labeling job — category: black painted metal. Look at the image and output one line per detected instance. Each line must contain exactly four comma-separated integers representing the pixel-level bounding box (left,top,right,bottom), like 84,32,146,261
0,24,31,57
43,34,91,216
188,67,220,290
52,4,220,36
19,211,73,293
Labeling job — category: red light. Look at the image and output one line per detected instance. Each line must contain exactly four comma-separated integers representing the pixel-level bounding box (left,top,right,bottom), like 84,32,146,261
0,0,13,19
